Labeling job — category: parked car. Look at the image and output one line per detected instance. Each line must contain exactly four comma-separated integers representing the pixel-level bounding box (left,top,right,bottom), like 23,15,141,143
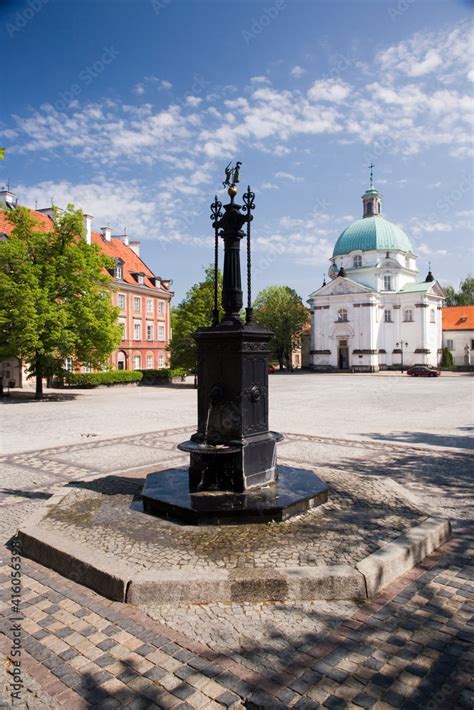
406,366,441,377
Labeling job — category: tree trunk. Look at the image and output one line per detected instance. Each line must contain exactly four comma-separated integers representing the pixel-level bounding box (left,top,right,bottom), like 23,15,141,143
35,366,43,400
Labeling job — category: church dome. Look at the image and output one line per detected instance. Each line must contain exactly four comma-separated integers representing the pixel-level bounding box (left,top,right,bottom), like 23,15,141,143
333,216,413,257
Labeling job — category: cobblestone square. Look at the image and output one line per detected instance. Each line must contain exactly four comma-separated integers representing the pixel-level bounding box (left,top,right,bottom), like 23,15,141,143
1,374,472,708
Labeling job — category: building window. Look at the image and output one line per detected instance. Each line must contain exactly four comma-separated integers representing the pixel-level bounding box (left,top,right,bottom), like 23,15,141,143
405,255,410,268
158,353,165,368
133,296,141,312
447,339,454,350
146,323,153,340
471,339,474,350
134,323,141,340
117,351,126,370
118,319,126,337
133,355,141,370
146,354,153,369
158,324,165,340
384,310,392,323
403,309,413,322
353,255,362,269
146,299,153,313
64,358,73,372
118,293,125,310
337,309,348,322
115,264,123,279
430,309,435,323
383,275,392,291
158,301,165,315
137,274,144,285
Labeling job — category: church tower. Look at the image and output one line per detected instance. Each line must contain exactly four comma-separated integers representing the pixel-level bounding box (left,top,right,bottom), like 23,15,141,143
362,164,382,217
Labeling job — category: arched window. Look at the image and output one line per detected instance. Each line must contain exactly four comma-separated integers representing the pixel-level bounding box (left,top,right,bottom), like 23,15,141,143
404,309,413,322
430,309,435,323
337,309,348,322
353,255,362,269
366,202,373,215
133,354,141,370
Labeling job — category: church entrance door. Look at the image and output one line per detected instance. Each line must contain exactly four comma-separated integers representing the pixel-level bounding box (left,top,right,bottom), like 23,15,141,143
338,343,349,370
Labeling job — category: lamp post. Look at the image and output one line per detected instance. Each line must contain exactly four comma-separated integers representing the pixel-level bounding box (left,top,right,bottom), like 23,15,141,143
396,341,408,372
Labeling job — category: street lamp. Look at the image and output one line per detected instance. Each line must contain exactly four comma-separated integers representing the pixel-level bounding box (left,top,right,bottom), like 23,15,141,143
396,341,408,372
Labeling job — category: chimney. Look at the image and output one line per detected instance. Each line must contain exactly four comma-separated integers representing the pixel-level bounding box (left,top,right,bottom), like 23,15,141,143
101,227,112,242
114,234,129,246
129,240,140,256
83,214,93,245
0,189,17,206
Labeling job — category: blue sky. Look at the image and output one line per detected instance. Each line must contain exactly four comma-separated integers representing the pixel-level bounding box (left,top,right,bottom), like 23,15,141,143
1,0,473,303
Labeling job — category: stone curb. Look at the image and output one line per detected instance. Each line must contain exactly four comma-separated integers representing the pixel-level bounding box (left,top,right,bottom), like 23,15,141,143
17,487,451,603
356,516,452,597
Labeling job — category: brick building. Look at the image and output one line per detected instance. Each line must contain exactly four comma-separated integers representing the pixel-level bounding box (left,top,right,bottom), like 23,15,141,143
0,190,173,386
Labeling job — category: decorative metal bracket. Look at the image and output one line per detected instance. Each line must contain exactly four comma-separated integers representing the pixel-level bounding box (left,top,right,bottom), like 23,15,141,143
242,185,255,324
210,195,223,326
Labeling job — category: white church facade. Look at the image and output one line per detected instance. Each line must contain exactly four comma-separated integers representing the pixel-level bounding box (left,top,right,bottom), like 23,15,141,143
308,178,444,372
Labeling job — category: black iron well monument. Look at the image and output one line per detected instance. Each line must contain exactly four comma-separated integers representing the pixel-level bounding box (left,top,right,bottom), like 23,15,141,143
142,167,328,524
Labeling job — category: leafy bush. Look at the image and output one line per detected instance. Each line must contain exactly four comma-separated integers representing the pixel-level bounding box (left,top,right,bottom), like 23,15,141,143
67,370,143,387
440,348,454,368
138,367,187,385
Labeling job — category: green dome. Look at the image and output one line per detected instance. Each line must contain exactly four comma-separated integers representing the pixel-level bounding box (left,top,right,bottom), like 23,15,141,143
333,216,413,257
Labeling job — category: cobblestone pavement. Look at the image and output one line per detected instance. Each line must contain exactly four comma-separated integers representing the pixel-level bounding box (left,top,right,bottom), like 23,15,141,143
1,427,473,708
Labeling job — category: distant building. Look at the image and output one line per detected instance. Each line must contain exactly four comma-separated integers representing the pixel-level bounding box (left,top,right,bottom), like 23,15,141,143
0,190,173,386
442,306,474,367
308,176,444,371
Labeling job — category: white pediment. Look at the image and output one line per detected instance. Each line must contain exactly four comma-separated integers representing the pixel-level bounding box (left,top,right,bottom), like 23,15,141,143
311,276,373,298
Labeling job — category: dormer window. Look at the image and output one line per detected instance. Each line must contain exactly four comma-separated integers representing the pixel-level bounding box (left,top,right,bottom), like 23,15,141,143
114,259,124,280
353,255,362,269
131,271,145,285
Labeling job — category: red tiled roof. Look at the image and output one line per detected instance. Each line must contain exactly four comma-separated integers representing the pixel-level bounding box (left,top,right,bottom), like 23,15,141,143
0,206,52,234
442,306,474,331
0,204,170,292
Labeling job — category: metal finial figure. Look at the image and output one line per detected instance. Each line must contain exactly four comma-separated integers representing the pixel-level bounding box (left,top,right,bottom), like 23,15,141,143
369,162,375,188
210,195,223,326
242,185,256,324
222,161,243,202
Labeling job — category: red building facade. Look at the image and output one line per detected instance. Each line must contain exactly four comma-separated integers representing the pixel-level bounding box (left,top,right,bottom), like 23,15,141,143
0,190,173,383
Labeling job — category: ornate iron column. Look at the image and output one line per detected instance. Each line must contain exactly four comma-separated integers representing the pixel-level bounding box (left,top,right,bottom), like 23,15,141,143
141,164,328,524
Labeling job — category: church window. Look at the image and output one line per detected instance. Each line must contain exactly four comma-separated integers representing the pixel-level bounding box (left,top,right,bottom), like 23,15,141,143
337,309,348,322
383,275,392,291
404,309,413,322
405,255,410,268
353,255,362,269
384,310,392,323
366,202,373,215
430,309,435,323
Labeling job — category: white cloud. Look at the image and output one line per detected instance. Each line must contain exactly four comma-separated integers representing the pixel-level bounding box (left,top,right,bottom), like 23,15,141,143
260,182,279,190
417,243,448,257
290,65,306,79
274,171,302,182
250,75,270,84
133,83,145,96
185,95,202,107
307,79,351,103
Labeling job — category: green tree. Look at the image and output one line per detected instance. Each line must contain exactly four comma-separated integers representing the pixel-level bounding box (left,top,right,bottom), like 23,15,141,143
253,286,309,370
444,276,474,306
169,265,222,371
0,205,121,398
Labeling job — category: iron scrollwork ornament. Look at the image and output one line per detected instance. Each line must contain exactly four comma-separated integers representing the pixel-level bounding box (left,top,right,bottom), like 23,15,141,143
210,195,223,326
242,185,256,324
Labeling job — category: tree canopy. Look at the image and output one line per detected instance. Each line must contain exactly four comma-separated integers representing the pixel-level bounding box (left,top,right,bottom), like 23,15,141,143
444,276,474,307
169,265,222,371
253,285,309,370
0,205,122,398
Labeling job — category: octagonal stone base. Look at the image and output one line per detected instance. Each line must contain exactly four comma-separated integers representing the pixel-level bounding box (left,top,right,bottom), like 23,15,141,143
141,465,328,525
